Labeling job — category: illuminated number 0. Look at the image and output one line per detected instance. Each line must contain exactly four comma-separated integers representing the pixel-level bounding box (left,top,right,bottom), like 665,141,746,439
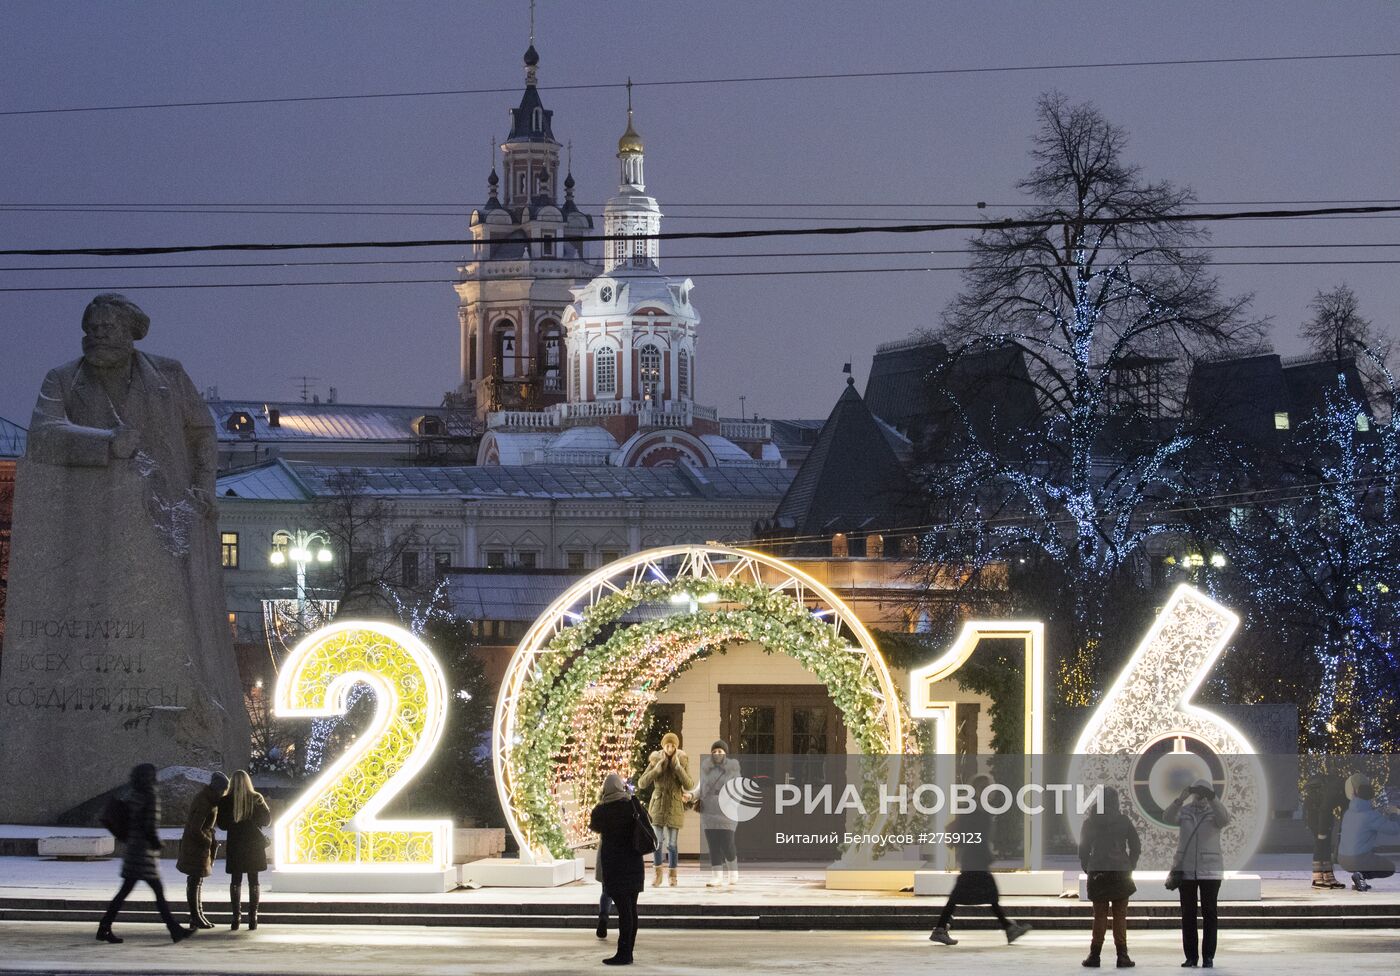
273,621,452,872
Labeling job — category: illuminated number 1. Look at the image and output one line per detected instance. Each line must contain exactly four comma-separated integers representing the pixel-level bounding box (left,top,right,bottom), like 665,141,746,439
274,621,452,872
910,622,1046,868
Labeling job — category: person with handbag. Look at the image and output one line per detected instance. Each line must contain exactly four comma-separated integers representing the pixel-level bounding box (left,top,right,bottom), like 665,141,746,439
590,772,653,966
1078,786,1140,968
636,731,694,887
175,771,229,930
215,770,271,932
96,763,193,945
694,740,742,888
1164,779,1231,968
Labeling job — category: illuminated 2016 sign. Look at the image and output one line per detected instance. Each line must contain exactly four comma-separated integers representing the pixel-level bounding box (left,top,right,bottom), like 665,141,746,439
273,621,452,873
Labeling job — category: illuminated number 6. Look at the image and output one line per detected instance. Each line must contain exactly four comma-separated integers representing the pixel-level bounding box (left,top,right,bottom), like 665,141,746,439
1069,585,1267,869
274,621,452,872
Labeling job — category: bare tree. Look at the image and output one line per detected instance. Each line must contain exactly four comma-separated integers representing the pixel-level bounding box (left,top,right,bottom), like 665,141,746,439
1300,283,1392,415
918,93,1256,704
309,469,426,616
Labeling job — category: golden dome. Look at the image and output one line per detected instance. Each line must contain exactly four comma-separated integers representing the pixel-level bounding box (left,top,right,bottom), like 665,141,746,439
617,110,644,155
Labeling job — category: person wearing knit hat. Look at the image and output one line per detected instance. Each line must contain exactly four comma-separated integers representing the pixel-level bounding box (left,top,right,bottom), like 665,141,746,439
637,731,694,887
693,739,743,887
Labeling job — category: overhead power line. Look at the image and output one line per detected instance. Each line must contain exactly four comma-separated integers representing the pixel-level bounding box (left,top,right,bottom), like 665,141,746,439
4,203,1400,258
4,242,1399,275
3,258,1398,294
4,51,1397,117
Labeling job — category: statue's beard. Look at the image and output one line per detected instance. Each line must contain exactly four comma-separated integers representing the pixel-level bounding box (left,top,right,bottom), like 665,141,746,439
83,341,131,371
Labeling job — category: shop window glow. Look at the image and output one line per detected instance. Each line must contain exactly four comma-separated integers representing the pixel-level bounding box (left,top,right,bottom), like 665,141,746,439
273,621,452,872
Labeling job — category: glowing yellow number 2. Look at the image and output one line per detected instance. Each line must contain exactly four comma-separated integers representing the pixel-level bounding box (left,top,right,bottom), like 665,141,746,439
273,621,452,872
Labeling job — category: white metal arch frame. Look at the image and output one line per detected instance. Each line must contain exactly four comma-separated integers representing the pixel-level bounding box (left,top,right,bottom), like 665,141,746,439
493,544,906,864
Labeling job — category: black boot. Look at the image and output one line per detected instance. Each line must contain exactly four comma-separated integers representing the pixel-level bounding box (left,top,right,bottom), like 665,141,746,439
229,882,242,931
1116,944,1135,968
1083,944,1102,967
95,923,123,944
596,911,608,939
187,877,214,930
247,882,260,931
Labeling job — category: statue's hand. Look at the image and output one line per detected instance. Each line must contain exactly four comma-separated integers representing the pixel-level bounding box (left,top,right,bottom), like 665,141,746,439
111,425,141,459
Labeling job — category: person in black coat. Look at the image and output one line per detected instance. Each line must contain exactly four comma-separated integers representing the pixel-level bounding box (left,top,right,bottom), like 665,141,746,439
590,772,650,966
175,771,228,930
215,769,271,931
1078,786,1141,968
1303,771,1348,889
96,763,192,944
929,774,1032,947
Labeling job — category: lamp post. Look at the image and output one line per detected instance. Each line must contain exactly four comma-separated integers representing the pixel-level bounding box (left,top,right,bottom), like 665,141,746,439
270,529,333,634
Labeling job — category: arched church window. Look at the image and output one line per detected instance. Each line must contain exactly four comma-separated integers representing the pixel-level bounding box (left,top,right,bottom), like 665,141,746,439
678,350,690,398
595,350,617,396
639,346,662,402
532,107,543,131
541,328,562,392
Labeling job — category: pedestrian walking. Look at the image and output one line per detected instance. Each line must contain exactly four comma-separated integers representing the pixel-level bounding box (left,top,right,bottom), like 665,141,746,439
590,772,653,966
694,739,741,887
216,769,271,931
1078,786,1140,968
96,763,192,944
928,774,1032,947
175,771,229,930
636,731,694,887
1165,779,1231,968
1302,771,1348,889
1337,774,1400,890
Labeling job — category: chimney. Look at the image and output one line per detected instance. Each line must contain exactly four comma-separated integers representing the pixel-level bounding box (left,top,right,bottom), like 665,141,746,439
328,386,338,404
264,405,281,428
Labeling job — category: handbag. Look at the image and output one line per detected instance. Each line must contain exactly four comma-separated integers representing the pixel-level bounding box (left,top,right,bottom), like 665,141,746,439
1165,817,1207,891
630,797,657,856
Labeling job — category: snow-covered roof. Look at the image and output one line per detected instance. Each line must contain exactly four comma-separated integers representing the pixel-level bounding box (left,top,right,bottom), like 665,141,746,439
217,460,312,500
216,460,793,502
208,400,478,443
700,434,759,464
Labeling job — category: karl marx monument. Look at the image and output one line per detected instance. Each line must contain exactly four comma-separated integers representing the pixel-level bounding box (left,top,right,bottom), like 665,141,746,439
0,294,249,823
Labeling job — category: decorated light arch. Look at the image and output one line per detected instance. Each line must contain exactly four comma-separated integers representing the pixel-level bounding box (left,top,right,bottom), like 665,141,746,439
492,544,909,863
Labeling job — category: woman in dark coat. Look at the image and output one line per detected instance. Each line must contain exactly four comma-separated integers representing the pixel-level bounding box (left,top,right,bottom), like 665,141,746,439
1303,771,1348,889
216,769,271,931
590,772,649,966
96,763,192,944
929,774,1031,947
176,772,228,930
1078,786,1141,968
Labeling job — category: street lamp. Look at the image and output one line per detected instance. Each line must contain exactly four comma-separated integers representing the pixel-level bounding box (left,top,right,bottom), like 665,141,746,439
271,529,333,633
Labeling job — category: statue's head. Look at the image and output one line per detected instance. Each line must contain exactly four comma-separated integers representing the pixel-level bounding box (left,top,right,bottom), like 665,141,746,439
81,293,149,370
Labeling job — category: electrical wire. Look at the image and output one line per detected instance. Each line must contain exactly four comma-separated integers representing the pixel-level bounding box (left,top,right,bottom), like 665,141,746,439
4,257,1400,293
5,241,1399,275
5,51,1397,116
4,203,1400,258
720,473,1400,549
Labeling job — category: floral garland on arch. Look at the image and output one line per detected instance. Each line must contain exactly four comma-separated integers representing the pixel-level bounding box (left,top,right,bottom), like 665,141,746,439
507,577,908,859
